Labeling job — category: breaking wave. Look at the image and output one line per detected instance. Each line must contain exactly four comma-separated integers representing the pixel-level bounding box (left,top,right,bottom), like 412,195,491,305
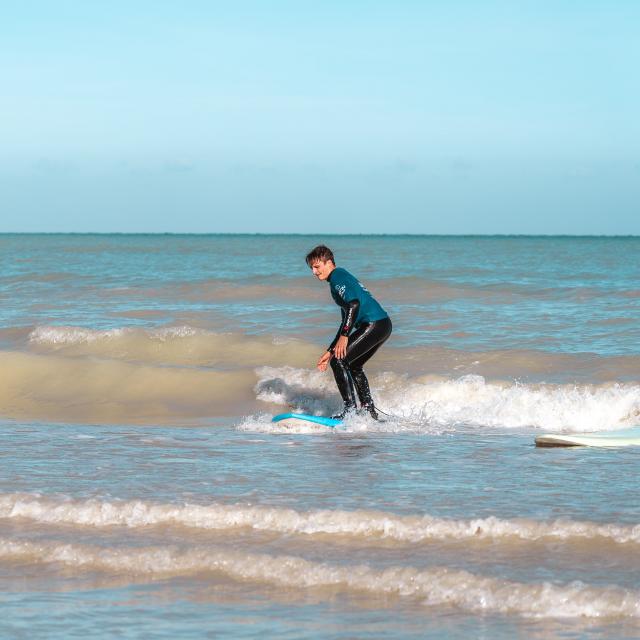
255,367,640,432
0,325,636,429
2,493,640,547
1,538,638,618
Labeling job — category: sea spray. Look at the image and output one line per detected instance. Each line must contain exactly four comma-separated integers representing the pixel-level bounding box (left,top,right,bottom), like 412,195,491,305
256,367,640,432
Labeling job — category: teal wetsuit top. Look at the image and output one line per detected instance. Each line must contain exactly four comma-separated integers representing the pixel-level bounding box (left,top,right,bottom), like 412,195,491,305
327,267,388,331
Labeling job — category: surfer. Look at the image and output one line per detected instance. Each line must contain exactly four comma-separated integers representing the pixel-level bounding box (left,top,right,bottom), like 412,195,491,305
306,245,392,420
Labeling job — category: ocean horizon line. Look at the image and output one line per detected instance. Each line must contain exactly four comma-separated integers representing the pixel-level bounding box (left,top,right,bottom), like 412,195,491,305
2,232,639,239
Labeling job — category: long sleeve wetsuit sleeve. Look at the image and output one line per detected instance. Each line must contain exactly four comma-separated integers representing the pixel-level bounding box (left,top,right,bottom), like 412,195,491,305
327,299,360,352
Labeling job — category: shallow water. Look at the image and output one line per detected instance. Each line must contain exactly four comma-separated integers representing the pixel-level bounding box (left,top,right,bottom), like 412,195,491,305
1,234,639,637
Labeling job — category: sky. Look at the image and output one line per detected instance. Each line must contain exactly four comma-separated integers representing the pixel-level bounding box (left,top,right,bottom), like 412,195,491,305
1,1,639,234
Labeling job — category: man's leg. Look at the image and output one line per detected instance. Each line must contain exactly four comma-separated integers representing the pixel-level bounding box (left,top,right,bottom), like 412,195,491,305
338,318,392,419
350,368,377,418
329,357,357,418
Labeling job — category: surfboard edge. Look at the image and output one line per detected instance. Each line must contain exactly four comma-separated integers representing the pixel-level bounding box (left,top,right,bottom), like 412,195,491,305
272,412,342,428
535,427,640,448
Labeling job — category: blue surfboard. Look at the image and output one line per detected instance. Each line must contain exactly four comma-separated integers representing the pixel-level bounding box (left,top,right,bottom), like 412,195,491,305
271,413,342,428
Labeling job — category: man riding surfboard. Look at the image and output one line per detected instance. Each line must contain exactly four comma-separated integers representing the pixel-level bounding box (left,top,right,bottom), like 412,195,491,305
306,245,392,420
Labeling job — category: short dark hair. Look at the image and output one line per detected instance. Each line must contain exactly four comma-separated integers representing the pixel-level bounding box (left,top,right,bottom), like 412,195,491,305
305,245,335,266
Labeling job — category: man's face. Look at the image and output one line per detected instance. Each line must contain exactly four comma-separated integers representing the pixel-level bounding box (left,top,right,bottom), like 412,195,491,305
309,259,334,281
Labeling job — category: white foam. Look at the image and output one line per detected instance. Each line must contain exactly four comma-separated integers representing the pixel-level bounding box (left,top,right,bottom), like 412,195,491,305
2,493,639,546
28,325,202,346
1,537,638,618
255,366,340,414
151,325,200,340
29,325,128,345
255,367,640,432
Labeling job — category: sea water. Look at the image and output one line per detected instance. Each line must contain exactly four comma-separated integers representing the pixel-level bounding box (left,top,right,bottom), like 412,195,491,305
0,234,639,638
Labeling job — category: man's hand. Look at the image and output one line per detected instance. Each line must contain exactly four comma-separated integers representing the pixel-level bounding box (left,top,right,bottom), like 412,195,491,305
334,335,349,360
317,350,332,372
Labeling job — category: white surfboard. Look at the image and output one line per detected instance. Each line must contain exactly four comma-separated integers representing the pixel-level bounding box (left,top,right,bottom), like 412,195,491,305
535,426,640,448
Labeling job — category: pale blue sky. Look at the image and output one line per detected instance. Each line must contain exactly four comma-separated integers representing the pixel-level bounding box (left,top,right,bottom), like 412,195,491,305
2,1,639,233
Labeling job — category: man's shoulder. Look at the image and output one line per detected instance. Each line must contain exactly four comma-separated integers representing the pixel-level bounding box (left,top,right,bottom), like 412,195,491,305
330,267,355,283
329,268,361,300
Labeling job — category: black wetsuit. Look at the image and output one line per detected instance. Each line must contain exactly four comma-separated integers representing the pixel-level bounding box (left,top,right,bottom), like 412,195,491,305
326,268,392,418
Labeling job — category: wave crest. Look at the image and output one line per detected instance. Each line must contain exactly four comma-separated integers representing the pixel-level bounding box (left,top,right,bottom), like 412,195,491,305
1,537,638,618
256,367,640,432
28,325,317,367
2,493,639,546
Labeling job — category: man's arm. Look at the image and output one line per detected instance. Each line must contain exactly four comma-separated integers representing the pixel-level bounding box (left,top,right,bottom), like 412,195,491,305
328,311,345,353
327,299,360,358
